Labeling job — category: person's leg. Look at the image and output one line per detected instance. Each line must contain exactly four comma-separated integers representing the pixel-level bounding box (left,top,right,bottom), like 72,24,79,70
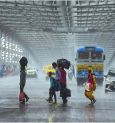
46,88,50,101
20,72,23,92
47,88,53,102
19,84,25,103
85,90,96,104
53,90,57,103
20,71,26,92
20,82,25,92
20,84,23,93
24,92,29,102
61,84,67,104
60,83,64,103
90,91,96,104
20,71,29,102
88,91,95,102
62,91,67,104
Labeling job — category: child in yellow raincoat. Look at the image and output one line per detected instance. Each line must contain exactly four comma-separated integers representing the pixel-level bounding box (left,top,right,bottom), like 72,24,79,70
84,69,96,105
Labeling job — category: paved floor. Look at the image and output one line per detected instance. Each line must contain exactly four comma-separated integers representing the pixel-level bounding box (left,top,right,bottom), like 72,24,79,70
0,74,115,122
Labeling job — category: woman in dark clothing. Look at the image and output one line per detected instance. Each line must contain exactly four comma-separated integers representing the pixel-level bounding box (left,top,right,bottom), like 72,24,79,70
19,57,29,102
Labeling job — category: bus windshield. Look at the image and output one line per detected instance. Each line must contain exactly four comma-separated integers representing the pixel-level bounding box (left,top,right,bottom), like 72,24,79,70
91,52,102,59
78,52,89,59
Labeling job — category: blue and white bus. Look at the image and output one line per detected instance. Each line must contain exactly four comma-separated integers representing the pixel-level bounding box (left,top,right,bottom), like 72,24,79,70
75,46,105,85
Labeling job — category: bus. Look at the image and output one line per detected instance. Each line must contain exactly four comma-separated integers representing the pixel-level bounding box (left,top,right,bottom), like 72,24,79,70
75,46,105,85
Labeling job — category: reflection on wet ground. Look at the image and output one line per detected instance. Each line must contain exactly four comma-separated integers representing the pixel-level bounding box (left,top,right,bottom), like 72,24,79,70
0,76,115,122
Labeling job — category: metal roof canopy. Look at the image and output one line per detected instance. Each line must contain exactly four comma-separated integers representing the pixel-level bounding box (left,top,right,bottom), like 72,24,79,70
0,0,115,69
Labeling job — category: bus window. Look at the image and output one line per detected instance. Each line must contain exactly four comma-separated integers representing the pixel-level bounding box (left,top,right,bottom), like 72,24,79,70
91,52,102,59
78,52,89,59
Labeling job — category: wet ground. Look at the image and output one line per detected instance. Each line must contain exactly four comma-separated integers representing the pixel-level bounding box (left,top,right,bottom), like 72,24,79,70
0,74,115,122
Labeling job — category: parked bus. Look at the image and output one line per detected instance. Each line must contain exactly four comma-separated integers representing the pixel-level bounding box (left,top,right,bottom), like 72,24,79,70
75,46,105,85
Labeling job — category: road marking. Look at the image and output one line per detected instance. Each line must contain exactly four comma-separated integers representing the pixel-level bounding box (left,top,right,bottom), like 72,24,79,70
48,103,60,123
48,113,55,123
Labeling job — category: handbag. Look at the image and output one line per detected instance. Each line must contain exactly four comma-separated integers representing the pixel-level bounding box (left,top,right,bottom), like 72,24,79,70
66,88,71,97
60,88,71,97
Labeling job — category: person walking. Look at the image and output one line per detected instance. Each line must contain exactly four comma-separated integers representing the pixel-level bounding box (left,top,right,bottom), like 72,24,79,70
58,63,67,105
84,69,96,105
19,57,29,103
46,62,60,104
47,72,58,104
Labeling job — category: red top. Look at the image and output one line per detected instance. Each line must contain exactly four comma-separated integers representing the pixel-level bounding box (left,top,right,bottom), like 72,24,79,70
59,68,66,85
